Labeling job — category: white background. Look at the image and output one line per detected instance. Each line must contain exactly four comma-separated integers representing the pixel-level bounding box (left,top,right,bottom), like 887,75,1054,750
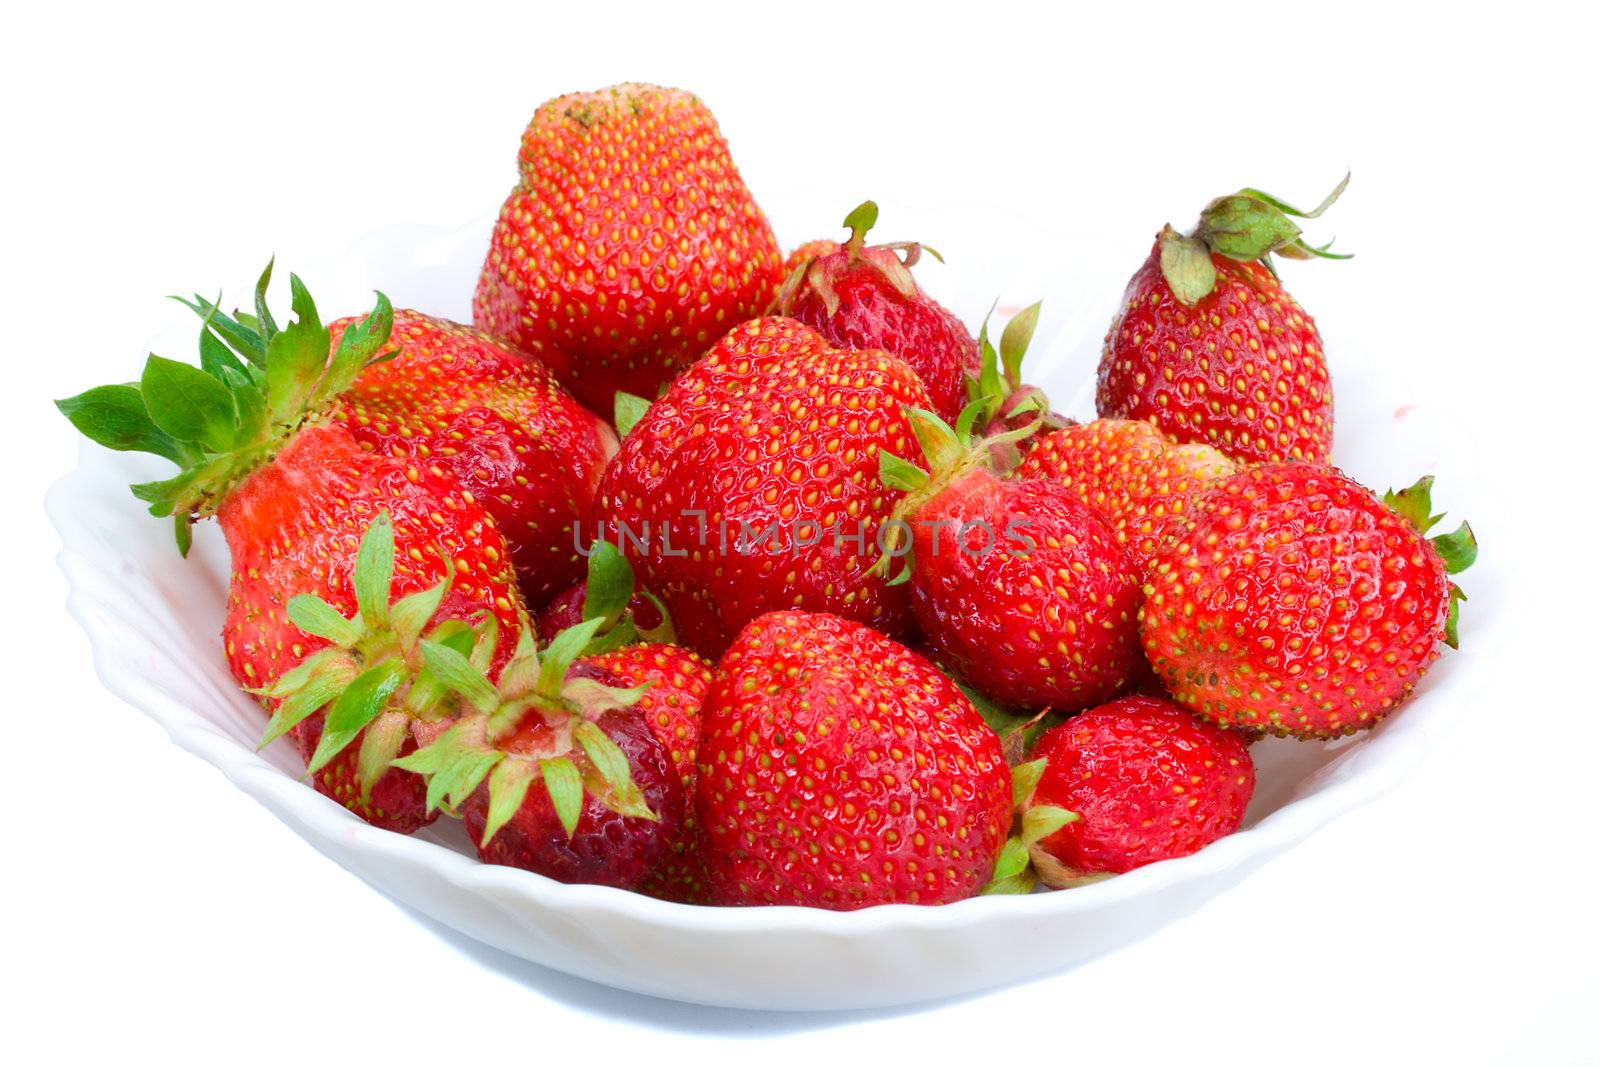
4,2,1596,1063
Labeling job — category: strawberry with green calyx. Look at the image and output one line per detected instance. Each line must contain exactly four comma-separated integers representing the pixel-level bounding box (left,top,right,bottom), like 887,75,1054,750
1097,176,1349,464
776,200,980,423
394,615,685,889
1380,475,1478,649
57,272,528,831
878,399,1144,714
997,696,1255,889
1142,464,1477,737
252,512,482,831
56,264,397,552
533,540,674,654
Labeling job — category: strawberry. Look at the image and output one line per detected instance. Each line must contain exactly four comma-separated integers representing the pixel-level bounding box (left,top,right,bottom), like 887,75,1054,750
1014,417,1239,569
594,316,932,657
877,379,1143,713
1002,695,1256,888
330,309,616,604
905,469,1143,712
474,83,783,414
1141,464,1477,737
56,271,525,832
1096,177,1350,464
397,616,683,889
582,642,714,902
696,611,1013,908
776,201,979,422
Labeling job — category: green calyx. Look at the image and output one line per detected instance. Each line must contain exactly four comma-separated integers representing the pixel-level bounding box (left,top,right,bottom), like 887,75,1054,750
392,610,657,844
981,758,1080,895
253,512,470,801
1382,475,1478,649
964,299,1070,450
874,301,1054,579
54,260,395,553
1159,174,1352,305
774,200,942,317
566,539,675,654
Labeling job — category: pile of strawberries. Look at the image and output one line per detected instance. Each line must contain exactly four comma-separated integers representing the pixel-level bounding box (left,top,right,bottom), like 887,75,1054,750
58,83,1475,910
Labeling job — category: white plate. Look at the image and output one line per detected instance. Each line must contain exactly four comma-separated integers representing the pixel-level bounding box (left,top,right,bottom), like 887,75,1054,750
46,210,1498,1011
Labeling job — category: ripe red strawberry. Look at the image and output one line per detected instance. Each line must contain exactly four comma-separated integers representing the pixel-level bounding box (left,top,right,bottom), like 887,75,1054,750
581,642,714,902
595,316,933,657
1141,464,1477,737
1014,418,1239,569
399,617,684,889
878,401,1144,713
474,83,783,413
330,309,616,604
696,611,1012,908
776,201,979,423
57,271,525,832
1096,178,1350,464
1018,695,1255,884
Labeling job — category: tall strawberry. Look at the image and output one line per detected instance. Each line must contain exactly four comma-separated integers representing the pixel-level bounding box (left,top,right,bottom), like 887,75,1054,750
331,309,616,604
594,316,933,657
474,83,783,413
776,201,979,422
394,615,684,890
696,611,1012,909
1097,177,1350,464
1141,464,1477,737
56,272,525,831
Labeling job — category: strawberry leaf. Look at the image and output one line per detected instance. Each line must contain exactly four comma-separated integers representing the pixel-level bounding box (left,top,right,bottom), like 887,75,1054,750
286,594,363,647
55,385,195,465
581,540,635,627
418,638,501,715
1011,758,1047,809
140,354,238,453
305,658,407,775
480,756,538,845
539,756,584,838
1021,804,1078,849
1433,520,1477,575
352,511,395,631
252,258,280,344
355,710,410,800
998,301,1041,385
573,720,655,821
878,450,930,493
